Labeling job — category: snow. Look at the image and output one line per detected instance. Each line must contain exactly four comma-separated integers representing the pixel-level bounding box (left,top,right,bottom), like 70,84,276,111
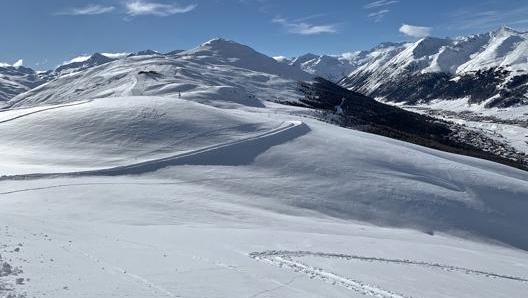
1,117,528,297
8,40,310,109
101,52,131,59
0,97,286,175
0,60,23,68
379,97,528,154
457,29,527,73
62,55,92,64
343,26,528,95
1,37,528,298
272,56,290,63
401,96,528,121
287,44,408,82
62,53,129,65
0,65,51,102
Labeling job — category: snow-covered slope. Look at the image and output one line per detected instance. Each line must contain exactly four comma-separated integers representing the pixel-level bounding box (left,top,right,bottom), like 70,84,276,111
283,43,407,82
1,96,527,298
7,38,311,109
0,65,52,102
340,26,528,109
55,53,118,76
1,37,527,298
291,54,356,82
0,53,131,102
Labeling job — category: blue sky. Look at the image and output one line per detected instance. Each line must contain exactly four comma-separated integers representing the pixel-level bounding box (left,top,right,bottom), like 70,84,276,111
1,0,527,69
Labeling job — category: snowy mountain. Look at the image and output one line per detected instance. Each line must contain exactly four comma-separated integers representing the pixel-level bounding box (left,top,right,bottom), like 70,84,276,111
340,26,528,109
0,53,131,102
277,53,356,82
0,64,52,102
129,49,162,57
5,37,525,163
55,53,118,76
1,37,528,298
7,38,311,109
291,54,356,82
280,42,407,82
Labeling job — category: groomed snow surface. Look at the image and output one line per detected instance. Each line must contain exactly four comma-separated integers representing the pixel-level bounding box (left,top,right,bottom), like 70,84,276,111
1,92,528,298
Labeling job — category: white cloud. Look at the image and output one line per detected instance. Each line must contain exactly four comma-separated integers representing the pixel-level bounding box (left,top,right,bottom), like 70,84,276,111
63,55,92,65
368,9,389,22
272,17,337,35
399,24,432,38
125,0,197,16
364,0,399,9
57,4,115,15
364,1,397,22
101,52,131,59
447,5,528,31
61,53,129,66
272,56,290,63
341,51,360,61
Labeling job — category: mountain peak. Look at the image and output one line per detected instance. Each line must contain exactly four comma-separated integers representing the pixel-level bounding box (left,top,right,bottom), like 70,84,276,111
492,25,519,35
199,38,254,54
201,37,235,46
188,38,269,61
90,53,111,61
55,52,115,74
290,53,319,66
135,49,161,56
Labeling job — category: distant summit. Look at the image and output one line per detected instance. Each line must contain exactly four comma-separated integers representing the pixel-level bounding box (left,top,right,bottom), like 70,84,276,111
339,26,528,108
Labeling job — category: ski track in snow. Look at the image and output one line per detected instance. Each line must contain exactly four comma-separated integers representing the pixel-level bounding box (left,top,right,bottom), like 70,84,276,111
0,120,309,181
2,223,179,298
0,100,91,124
0,176,290,195
249,250,528,298
62,244,179,298
251,252,414,298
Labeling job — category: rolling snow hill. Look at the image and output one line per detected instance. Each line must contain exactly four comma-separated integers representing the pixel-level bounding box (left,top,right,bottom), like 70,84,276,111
1,94,527,298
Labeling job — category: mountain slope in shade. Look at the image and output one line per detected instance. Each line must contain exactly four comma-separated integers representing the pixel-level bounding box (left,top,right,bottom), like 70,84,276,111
340,26,528,109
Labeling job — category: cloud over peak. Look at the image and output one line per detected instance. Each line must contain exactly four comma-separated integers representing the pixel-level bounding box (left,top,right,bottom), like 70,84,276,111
125,1,197,16
272,17,337,35
399,24,432,38
364,0,399,9
56,4,115,16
